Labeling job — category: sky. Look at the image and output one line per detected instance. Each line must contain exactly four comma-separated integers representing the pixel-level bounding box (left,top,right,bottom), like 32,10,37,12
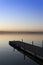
0,0,43,32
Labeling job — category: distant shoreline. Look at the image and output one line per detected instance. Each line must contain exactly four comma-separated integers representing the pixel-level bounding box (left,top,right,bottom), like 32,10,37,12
0,31,43,34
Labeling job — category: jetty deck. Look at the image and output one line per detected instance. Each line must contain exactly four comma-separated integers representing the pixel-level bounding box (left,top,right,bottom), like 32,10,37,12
9,41,43,61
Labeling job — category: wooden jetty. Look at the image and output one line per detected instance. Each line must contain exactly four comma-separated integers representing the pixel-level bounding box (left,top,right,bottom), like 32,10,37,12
9,43,43,65
9,40,43,61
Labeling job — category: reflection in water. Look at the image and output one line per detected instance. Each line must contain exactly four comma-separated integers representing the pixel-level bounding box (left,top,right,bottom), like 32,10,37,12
0,34,43,65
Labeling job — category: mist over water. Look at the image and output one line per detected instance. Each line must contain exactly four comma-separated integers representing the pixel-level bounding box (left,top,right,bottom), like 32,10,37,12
0,34,43,65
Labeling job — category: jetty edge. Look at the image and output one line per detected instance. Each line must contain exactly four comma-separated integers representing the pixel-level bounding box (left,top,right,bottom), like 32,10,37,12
9,40,43,61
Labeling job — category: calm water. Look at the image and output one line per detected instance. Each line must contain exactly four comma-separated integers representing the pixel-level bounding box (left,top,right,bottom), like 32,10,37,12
0,34,43,65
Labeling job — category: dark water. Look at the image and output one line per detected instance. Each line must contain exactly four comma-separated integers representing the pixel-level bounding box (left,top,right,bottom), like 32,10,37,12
0,34,43,65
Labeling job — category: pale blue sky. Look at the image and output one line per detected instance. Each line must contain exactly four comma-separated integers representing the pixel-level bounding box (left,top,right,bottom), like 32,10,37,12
0,0,43,31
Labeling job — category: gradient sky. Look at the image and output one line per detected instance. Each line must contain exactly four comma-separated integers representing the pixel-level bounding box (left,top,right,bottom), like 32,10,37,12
0,0,43,31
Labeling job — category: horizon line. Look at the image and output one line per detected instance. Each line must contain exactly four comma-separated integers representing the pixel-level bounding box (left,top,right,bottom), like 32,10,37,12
0,31,43,34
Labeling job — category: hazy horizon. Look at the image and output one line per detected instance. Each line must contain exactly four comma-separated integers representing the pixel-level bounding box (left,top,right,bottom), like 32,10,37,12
0,31,43,34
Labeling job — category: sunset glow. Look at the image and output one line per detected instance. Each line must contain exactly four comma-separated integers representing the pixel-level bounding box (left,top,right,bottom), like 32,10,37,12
0,0,43,32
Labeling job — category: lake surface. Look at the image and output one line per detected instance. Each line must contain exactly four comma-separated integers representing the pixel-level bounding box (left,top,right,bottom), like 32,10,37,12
0,34,43,65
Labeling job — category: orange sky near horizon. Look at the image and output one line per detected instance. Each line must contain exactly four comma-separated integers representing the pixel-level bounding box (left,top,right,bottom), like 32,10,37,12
0,26,43,32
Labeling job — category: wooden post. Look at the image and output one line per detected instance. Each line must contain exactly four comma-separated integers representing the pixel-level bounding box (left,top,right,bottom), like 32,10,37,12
32,41,34,45
42,40,43,48
32,41,34,53
24,53,25,60
22,39,23,42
